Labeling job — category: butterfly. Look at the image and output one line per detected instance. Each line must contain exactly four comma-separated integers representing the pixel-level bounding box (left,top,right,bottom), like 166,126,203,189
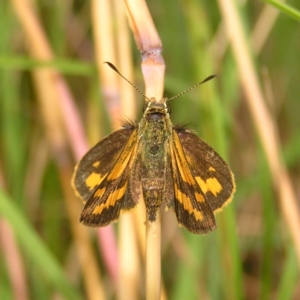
72,63,235,234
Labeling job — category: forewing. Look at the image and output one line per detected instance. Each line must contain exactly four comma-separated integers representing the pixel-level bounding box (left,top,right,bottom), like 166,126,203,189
176,127,235,212
72,124,136,202
169,130,216,234
79,127,139,227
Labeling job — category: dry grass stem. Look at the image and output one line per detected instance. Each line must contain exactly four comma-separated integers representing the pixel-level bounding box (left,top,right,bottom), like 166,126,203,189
10,0,107,297
124,0,165,298
124,0,162,50
146,212,162,300
61,168,106,300
0,220,29,300
217,0,300,269
251,4,282,54
212,2,284,66
91,0,121,129
118,213,140,300
114,0,137,118
92,0,143,296
110,2,140,298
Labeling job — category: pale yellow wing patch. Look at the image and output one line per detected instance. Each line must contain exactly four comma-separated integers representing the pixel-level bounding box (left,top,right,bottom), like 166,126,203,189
92,183,128,215
85,172,106,190
174,183,204,221
195,176,223,197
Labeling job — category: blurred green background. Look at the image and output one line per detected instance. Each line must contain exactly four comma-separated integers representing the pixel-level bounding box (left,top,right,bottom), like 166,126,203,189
0,0,300,299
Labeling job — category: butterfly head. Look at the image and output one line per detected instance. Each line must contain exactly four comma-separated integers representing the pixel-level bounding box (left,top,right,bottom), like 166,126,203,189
143,98,170,119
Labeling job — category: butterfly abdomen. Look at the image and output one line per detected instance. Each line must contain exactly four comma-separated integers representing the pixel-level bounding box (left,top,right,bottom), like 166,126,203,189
140,111,170,221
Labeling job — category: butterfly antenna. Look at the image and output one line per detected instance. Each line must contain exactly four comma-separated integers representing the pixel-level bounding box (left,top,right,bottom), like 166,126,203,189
104,62,150,101
167,75,217,102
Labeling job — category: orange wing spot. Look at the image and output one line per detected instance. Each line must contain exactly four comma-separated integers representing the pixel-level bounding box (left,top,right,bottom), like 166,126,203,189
193,209,204,221
175,184,203,221
195,177,222,197
213,171,236,214
206,178,222,196
208,166,216,172
92,161,100,168
85,172,106,190
92,183,127,215
195,192,205,203
94,187,106,198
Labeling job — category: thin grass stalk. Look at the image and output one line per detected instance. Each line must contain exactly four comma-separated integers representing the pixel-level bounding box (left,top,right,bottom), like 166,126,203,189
114,0,137,118
114,1,141,298
217,0,300,269
10,0,107,298
59,163,106,300
91,0,121,129
118,213,140,300
92,0,139,294
57,23,120,291
211,1,284,68
145,214,162,299
91,3,124,267
262,0,300,21
23,133,49,219
275,246,298,299
0,190,82,300
251,3,282,54
183,2,242,298
0,4,29,298
123,0,165,298
0,220,29,300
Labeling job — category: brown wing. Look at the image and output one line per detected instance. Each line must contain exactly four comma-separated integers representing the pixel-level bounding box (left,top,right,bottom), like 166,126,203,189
71,123,140,227
72,124,137,201
168,129,217,234
176,127,235,213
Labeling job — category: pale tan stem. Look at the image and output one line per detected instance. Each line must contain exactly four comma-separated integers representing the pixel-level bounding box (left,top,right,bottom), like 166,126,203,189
146,213,162,300
10,0,106,298
218,0,300,269
123,1,165,298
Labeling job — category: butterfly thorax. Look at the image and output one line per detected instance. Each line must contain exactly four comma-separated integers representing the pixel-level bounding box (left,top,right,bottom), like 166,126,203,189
139,101,172,152
139,101,172,221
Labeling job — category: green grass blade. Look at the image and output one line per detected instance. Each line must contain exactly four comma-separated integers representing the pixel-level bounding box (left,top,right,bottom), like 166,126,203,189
0,56,95,75
262,0,300,21
275,247,299,300
0,189,83,300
